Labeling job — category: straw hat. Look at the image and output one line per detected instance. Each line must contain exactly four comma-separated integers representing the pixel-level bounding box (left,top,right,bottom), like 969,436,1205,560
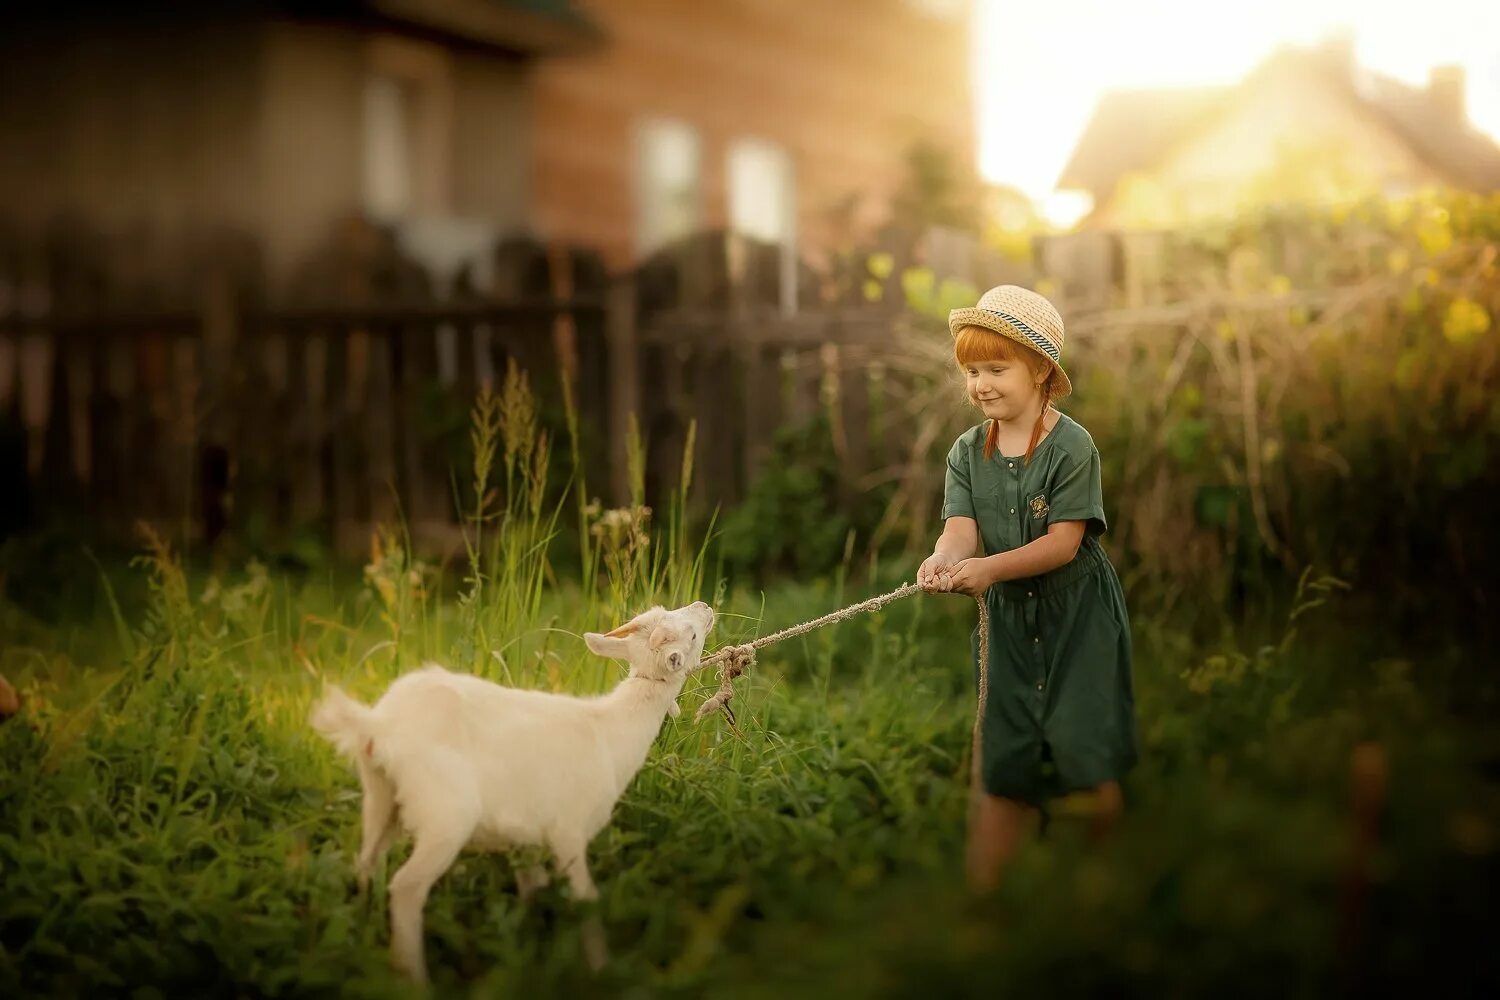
948,285,1072,398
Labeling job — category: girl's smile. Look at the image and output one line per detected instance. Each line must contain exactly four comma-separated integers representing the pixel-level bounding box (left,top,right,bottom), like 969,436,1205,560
965,361,1041,423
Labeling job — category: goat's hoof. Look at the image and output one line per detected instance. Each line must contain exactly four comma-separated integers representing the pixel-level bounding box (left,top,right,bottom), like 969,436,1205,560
392,954,429,987
582,918,610,971
517,864,551,902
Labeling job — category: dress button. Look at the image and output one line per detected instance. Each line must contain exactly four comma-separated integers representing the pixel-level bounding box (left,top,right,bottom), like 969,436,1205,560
1027,590,1035,598
1033,636,1040,644
1007,462,1015,468
1036,680,1045,691
1010,508,1017,515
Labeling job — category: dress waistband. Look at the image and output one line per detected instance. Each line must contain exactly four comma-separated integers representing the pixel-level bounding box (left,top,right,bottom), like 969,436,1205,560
991,536,1109,600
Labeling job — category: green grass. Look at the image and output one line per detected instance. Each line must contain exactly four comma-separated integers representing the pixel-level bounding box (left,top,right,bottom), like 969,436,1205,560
1,370,1497,996
4,542,1497,998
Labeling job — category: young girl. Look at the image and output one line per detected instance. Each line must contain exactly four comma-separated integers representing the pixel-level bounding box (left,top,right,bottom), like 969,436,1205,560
917,285,1139,895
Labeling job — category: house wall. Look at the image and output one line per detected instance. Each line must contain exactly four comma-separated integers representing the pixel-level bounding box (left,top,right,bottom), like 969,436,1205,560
530,0,975,270
0,14,534,301
0,16,261,289
451,50,533,230
258,22,534,298
5,2,965,295
258,21,366,296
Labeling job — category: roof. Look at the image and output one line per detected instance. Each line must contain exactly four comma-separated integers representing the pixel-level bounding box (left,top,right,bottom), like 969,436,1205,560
1055,86,1229,197
1056,43,1500,204
360,0,604,56
1360,73,1500,193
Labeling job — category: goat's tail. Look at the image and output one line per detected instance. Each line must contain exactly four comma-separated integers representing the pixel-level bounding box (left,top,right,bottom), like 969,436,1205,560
309,684,375,762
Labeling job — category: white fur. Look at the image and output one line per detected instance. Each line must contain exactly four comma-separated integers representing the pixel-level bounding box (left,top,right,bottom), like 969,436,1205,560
310,600,715,982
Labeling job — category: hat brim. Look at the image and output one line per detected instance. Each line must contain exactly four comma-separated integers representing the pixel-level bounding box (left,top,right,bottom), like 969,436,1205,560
948,307,1074,398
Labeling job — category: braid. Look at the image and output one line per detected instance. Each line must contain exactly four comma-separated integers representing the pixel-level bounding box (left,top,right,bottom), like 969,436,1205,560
1022,370,1056,466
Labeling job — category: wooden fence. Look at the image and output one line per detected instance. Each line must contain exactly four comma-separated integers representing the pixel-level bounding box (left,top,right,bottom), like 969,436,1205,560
0,283,913,554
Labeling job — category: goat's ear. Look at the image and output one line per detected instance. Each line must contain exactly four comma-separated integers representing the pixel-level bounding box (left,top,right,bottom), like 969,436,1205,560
647,625,677,651
584,629,634,659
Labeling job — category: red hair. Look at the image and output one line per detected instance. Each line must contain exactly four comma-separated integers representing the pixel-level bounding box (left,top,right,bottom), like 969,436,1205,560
953,325,1060,465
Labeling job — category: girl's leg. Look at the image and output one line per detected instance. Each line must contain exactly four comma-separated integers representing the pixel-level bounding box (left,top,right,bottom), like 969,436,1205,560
966,793,1040,895
1088,779,1124,842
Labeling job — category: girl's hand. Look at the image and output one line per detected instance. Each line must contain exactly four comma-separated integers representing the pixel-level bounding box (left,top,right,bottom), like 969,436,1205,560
945,557,995,598
918,552,954,592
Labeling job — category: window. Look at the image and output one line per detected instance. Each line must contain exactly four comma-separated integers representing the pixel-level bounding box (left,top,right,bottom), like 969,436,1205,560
362,36,452,223
636,117,702,254
728,137,797,313
363,73,416,222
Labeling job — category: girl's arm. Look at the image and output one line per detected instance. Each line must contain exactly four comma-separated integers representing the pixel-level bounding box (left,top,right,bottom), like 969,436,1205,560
987,520,1085,580
946,521,1085,595
919,516,980,590
933,516,980,563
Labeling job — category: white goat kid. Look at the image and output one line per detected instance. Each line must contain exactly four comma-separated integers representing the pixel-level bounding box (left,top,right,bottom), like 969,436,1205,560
310,600,715,983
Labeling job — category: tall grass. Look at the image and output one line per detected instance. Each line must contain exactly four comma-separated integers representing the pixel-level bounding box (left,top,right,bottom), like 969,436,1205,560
0,360,1496,997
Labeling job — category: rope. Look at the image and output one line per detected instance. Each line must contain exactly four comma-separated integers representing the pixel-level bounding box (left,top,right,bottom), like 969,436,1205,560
691,580,924,723
970,597,990,808
691,582,994,817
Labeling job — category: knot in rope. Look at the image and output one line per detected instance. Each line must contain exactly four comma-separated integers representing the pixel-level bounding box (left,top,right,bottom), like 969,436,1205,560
693,643,756,725
689,581,924,725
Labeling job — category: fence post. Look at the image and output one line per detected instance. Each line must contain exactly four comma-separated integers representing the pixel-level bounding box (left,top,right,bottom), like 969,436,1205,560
606,277,639,507
739,327,781,488
833,335,871,508
199,271,236,548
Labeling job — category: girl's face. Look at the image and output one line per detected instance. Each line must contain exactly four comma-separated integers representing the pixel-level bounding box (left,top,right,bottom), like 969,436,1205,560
955,326,1047,422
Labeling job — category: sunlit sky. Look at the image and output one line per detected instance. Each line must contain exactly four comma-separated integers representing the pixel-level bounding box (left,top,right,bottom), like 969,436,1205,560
974,0,1500,208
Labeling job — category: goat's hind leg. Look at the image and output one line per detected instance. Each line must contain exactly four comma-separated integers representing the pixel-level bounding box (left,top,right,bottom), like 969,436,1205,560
549,836,608,971
387,827,470,984
386,767,480,984
355,756,398,892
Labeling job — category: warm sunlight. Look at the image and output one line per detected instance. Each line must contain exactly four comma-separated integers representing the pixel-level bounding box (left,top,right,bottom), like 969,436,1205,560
974,0,1500,224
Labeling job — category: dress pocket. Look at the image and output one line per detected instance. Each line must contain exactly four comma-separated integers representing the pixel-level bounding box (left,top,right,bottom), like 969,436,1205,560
1025,487,1050,522
1022,487,1051,543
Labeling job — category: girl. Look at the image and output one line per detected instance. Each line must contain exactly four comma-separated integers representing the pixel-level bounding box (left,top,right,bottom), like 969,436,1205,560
917,285,1139,895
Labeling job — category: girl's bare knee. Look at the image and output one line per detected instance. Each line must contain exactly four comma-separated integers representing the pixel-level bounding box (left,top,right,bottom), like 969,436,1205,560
1088,780,1124,840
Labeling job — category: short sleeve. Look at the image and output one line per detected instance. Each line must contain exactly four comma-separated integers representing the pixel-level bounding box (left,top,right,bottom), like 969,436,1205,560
1047,446,1107,537
941,437,975,520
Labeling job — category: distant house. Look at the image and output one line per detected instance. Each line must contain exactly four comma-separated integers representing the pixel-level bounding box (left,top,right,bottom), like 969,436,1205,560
0,0,975,304
1056,36,1500,229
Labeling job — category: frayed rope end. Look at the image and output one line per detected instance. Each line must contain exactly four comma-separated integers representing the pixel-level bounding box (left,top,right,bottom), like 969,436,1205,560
694,644,755,723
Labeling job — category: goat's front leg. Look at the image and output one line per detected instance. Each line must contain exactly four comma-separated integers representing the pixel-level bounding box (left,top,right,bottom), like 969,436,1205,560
388,831,467,983
550,837,608,971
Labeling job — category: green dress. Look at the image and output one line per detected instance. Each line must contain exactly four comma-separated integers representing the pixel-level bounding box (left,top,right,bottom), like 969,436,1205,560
942,413,1139,804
